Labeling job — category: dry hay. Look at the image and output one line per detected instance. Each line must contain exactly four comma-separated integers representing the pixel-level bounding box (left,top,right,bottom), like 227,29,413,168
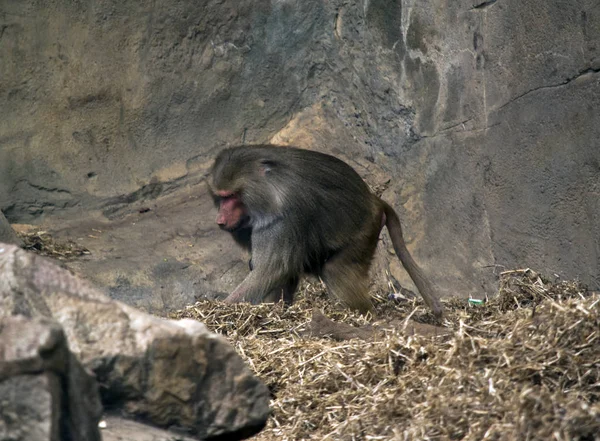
16,229,90,260
176,270,600,441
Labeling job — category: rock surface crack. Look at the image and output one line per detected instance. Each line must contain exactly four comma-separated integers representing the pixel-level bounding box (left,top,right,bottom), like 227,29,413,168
497,67,600,112
471,0,498,11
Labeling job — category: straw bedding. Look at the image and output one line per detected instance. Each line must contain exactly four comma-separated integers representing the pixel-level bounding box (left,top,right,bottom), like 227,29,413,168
174,270,599,440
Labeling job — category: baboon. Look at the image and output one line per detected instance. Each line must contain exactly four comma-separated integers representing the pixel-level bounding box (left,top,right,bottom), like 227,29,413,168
210,144,444,317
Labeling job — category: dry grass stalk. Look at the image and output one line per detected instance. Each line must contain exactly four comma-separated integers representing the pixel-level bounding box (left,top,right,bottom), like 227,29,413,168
173,271,600,440
17,230,90,260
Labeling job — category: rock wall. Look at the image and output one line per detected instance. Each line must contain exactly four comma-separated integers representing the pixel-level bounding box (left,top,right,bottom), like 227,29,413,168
1,0,598,304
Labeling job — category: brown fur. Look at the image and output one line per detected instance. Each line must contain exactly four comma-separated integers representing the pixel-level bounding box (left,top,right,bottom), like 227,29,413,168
210,144,443,317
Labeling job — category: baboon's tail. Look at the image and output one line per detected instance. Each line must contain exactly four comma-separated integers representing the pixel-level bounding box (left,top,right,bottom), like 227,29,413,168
383,202,444,318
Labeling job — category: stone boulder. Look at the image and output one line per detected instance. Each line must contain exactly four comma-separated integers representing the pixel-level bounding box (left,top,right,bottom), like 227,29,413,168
0,211,21,247
0,315,102,441
0,243,270,440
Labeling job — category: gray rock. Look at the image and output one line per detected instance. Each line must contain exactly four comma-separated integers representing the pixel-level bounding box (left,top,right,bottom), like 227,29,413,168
0,315,103,441
0,211,21,247
0,244,270,440
0,375,61,441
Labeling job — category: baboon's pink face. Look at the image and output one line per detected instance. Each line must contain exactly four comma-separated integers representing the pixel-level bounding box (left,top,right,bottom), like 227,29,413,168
215,191,247,231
